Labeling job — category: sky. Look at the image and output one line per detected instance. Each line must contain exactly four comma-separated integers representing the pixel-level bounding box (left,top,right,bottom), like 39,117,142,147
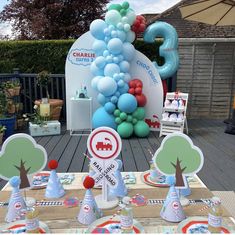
0,0,181,37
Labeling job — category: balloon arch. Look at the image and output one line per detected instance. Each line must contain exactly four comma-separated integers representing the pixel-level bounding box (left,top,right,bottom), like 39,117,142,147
65,1,179,138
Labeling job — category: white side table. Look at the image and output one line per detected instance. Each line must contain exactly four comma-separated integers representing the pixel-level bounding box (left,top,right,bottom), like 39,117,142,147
70,97,92,136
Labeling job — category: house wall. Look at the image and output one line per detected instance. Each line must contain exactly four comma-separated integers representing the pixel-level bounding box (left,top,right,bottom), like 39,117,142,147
177,38,235,119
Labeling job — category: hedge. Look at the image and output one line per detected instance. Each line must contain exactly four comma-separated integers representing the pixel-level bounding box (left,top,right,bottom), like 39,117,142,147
0,39,163,74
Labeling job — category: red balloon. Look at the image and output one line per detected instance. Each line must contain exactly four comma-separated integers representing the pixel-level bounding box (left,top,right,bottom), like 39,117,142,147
48,159,58,170
132,79,143,86
83,176,95,189
136,94,147,107
135,87,142,95
139,23,146,32
129,80,136,88
136,82,143,88
128,88,135,95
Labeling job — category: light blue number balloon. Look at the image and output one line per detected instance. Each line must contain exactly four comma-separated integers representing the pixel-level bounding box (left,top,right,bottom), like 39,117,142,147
143,21,179,80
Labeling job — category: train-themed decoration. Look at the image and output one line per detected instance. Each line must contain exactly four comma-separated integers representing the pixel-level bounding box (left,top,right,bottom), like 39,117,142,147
65,0,179,138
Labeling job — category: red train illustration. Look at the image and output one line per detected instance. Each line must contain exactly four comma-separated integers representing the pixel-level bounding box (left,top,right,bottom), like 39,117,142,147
145,115,160,128
96,138,113,151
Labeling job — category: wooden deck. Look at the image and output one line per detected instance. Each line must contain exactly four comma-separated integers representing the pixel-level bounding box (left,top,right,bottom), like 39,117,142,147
1,119,235,191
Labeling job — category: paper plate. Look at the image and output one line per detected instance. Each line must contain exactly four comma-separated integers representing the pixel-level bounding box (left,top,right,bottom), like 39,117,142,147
177,216,232,234
86,216,144,233
0,220,50,233
141,170,169,187
31,172,50,189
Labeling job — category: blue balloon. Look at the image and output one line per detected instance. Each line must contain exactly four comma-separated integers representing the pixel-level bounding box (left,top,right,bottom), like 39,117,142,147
95,56,106,68
105,55,113,63
92,40,107,56
105,10,121,26
108,25,115,31
104,102,116,114
125,9,136,25
111,30,118,38
97,76,117,96
125,31,135,43
90,19,107,40
113,73,120,81
107,38,123,55
97,93,106,105
118,54,124,62
118,80,125,87
91,76,103,90
119,60,130,72
104,63,120,77
90,62,104,76
118,83,129,94
113,56,119,64
104,28,111,36
122,42,135,61
119,72,125,79
111,96,118,104
123,73,131,82
118,93,137,113
115,91,121,98
123,23,131,32
143,21,179,80
117,30,126,42
103,50,110,57
117,22,124,30
92,107,117,130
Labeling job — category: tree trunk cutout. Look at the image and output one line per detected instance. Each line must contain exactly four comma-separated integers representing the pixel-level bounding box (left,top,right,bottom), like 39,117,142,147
15,159,31,189
171,157,186,187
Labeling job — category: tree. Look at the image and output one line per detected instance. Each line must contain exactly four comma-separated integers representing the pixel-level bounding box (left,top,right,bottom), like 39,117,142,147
0,134,47,189
0,0,109,40
154,133,204,188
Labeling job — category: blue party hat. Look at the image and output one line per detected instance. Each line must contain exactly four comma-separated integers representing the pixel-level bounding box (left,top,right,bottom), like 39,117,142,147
180,177,191,197
109,160,127,198
160,176,186,222
5,176,26,223
45,169,65,198
77,189,102,225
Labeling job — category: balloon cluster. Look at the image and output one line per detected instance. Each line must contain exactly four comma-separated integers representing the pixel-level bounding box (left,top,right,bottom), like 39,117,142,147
131,15,147,34
90,1,149,138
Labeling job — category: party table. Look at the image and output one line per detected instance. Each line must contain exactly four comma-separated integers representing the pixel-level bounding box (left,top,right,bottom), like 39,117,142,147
0,172,235,233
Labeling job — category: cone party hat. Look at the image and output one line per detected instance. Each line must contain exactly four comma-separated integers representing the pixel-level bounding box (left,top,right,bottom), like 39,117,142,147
5,176,26,223
109,159,127,198
160,176,186,222
45,160,65,198
77,176,102,225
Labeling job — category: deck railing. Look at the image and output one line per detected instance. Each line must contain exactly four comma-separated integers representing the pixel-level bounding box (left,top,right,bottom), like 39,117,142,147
0,69,66,121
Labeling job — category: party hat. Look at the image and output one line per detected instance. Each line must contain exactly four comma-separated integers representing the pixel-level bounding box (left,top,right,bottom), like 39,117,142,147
45,160,65,198
160,176,186,222
5,176,26,223
109,159,127,198
78,176,102,225
180,177,191,197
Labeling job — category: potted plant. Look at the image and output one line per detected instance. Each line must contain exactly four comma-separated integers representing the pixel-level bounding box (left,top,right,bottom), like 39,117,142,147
3,81,15,97
13,80,21,96
35,70,63,120
0,86,16,139
0,125,6,145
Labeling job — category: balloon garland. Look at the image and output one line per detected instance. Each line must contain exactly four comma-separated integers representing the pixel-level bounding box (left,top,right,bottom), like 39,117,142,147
90,1,149,138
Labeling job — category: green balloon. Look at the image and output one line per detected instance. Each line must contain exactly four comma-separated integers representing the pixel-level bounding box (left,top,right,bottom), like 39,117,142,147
126,115,133,122
117,122,134,138
122,1,130,9
115,117,122,124
132,118,138,125
108,4,122,12
120,8,127,16
132,107,145,120
134,120,150,137
114,109,121,117
120,112,127,120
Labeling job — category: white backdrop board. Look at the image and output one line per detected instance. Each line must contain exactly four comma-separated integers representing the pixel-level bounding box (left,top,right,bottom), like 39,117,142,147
65,31,163,131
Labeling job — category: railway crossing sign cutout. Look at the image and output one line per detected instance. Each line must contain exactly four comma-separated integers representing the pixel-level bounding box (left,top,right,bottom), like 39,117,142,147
87,127,122,209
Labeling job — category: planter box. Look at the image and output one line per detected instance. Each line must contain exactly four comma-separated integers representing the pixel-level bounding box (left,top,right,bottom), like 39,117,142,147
29,121,61,137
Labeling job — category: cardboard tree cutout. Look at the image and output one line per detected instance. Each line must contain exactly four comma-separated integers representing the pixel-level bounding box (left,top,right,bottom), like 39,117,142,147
0,134,47,189
153,133,204,188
